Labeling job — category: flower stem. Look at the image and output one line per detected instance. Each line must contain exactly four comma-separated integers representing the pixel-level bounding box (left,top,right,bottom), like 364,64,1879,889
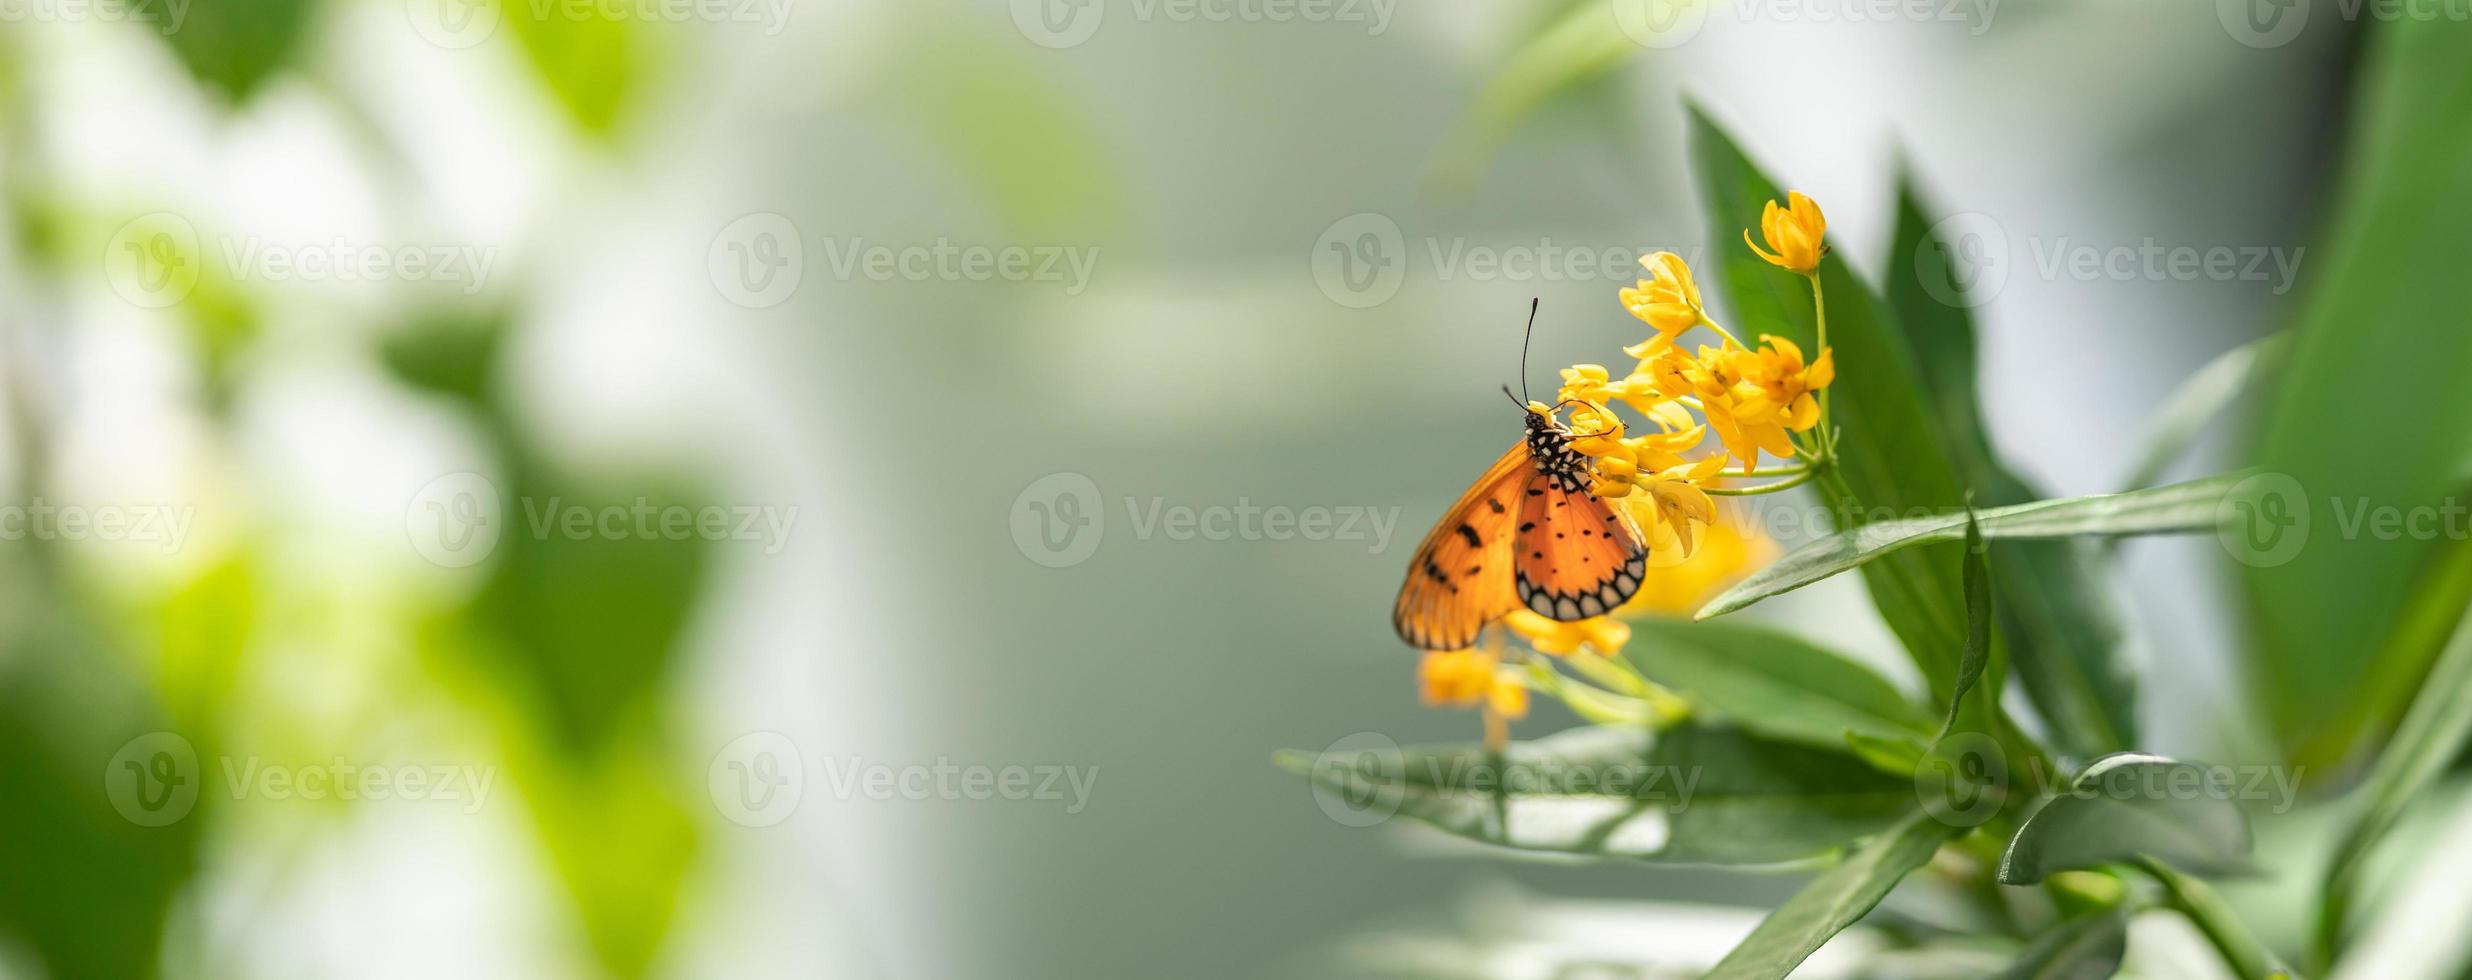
1519,660,1663,726
1697,313,1749,352
1805,272,1836,463
1705,469,1817,495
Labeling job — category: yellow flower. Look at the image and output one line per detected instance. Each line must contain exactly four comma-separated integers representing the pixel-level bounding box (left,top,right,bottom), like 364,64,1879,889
1643,344,1779,474
1560,364,1668,419
1502,609,1631,657
1618,517,1777,617
1743,191,1827,274
1728,335,1835,435
1557,364,1615,407
1419,647,1528,719
1618,251,1705,355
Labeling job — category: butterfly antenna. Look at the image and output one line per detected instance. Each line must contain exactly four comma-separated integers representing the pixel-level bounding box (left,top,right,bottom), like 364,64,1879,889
1519,297,1540,405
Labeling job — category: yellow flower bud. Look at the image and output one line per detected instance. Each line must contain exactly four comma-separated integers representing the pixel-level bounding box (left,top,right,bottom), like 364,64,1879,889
1743,191,1827,274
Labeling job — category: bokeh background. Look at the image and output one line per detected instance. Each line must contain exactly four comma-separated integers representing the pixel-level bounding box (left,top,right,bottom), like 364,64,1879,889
4,0,2468,977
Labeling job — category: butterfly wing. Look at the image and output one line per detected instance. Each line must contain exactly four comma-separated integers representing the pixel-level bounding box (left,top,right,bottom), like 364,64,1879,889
1514,479,1649,620
1393,443,1530,651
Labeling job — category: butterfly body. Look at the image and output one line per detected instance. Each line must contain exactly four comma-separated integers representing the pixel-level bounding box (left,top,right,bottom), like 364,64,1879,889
1393,407,1650,651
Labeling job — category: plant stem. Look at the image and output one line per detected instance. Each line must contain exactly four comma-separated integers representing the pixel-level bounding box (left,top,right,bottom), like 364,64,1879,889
1520,660,1664,726
1705,469,1817,495
1805,272,1836,463
2136,858,2292,980
1698,313,1749,352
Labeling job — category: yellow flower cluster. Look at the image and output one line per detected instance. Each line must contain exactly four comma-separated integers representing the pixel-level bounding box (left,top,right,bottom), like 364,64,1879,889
1418,192,1838,736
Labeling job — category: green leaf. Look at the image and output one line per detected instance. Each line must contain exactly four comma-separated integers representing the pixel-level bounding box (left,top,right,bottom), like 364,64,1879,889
2120,333,2291,493
1886,176,2140,758
1698,473,2244,620
1996,754,2253,885
1274,725,1912,865
1990,907,2131,980
1623,618,1936,752
143,0,313,104
1427,0,1646,200
0,593,202,980
1940,511,1996,740
1651,725,1917,865
2315,596,2472,964
505,5,650,136
1686,105,1973,698
879,20,1124,243
2242,18,2472,768
1706,809,1961,980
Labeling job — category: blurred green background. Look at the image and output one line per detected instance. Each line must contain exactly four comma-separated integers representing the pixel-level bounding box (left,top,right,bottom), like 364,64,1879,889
5,0,2469,977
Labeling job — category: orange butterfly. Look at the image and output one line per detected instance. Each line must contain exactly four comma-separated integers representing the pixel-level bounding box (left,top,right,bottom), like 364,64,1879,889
1393,302,1649,651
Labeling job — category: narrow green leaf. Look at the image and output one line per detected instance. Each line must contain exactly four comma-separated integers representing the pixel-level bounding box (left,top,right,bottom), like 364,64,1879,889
1706,809,1961,980
1698,474,2244,620
1649,726,1916,865
1887,175,2139,758
2243,18,2472,768
1843,731,1928,778
2120,333,2291,493
1990,907,2130,980
1275,727,1673,860
2315,596,2472,965
1427,0,1647,201
1997,754,2253,885
1274,725,1912,866
1941,511,1995,739
1623,618,1936,752
1686,104,1973,698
